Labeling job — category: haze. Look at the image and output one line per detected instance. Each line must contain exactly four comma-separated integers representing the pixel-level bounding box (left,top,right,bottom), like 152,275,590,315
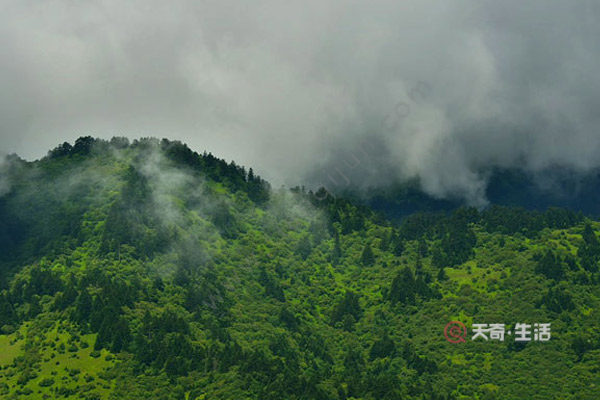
1,0,599,204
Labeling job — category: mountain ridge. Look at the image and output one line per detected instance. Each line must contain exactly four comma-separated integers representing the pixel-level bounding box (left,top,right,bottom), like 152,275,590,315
0,136,598,399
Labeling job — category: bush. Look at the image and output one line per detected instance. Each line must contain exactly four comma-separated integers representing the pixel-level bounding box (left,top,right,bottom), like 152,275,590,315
89,350,101,358
38,378,54,387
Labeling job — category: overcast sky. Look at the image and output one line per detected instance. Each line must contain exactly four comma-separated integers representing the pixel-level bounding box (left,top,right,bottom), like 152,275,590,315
1,0,599,203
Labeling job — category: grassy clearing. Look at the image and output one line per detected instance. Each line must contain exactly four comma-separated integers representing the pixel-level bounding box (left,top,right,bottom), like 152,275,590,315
0,321,117,399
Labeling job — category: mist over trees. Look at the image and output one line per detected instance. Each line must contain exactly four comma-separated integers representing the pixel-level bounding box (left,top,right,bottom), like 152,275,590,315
0,137,598,399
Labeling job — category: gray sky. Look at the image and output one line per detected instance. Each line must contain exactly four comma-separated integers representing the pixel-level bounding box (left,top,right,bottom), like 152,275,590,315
1,0,599,204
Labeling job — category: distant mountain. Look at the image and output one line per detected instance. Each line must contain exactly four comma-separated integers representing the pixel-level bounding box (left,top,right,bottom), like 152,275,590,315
0,137,598,399
485,166,600,214
347,166,600,223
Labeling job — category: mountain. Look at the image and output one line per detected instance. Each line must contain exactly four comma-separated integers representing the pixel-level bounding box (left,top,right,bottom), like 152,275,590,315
346,166,600,223
0,137,599,400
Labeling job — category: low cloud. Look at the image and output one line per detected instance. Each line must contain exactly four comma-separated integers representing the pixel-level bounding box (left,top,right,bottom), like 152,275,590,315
0,155,10,197
1,1,599,204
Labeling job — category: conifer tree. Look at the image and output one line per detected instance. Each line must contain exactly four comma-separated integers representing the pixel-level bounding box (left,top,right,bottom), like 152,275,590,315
360,243,375,266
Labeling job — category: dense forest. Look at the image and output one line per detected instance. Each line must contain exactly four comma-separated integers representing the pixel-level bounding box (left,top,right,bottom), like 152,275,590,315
0,137,599,399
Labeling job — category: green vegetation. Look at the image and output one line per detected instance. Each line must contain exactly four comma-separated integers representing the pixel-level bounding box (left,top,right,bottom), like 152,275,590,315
0,137,599,399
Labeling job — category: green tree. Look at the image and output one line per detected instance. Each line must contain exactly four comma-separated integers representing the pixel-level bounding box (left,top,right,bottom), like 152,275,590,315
535,251,564,281
389,267,416,305
360,243,375,266
332,291,362,324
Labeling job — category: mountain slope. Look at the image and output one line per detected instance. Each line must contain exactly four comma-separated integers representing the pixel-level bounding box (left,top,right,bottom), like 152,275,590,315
0,137,599,400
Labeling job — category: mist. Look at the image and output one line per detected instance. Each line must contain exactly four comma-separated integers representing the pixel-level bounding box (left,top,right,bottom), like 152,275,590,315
0,155,10,197
1,0,599,204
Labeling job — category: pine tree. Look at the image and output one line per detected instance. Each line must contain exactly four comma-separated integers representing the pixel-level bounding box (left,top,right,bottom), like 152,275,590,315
332,230,342,265
74,289,92,325
369,334,396,360
389,267,416,305
392,232,405,257
431,246,445,269
535,251,564,281
360,243,375,266
418,238,428,257
296,234,313,260
437,267,448,281
582,223,599,247
331,291,362,323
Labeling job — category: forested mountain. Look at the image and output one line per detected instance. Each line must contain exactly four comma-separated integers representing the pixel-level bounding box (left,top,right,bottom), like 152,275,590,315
352,167,600,223
0,137,599,399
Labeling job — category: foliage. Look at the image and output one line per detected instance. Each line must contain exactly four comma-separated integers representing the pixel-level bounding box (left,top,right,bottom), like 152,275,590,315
0,137,598,399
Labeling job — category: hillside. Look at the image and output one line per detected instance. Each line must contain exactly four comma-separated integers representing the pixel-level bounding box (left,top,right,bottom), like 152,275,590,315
0,137,599,400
